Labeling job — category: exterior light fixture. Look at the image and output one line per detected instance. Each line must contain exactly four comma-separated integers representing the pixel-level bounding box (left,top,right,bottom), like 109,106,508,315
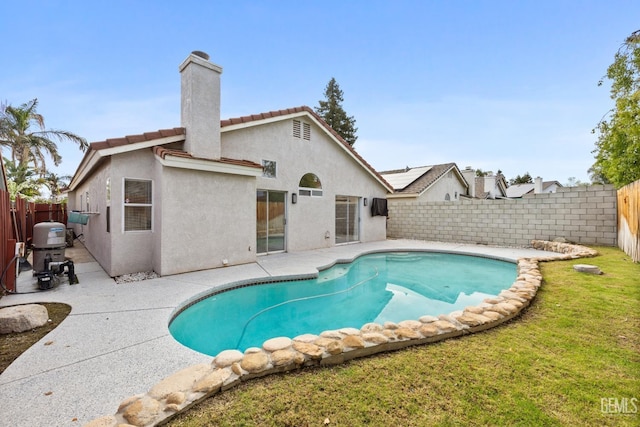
292,193,297,204
363,198,368,206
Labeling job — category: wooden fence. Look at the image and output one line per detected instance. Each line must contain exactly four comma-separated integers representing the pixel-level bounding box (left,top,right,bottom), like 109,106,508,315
617,179,640,262
0,190,15,292
0,194,68,293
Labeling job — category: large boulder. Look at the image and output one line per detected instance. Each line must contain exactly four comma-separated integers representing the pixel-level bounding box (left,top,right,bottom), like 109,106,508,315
0,304,49,334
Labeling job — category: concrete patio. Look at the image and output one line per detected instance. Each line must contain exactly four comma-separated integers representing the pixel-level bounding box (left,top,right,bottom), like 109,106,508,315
0,240,565,426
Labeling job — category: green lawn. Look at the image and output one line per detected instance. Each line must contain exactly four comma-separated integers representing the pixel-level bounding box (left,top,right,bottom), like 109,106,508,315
167,246,639,426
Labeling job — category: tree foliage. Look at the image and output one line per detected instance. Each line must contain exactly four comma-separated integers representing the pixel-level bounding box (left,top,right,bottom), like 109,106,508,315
0,98,88,177
315,78,358,146
509,172,533,185
592,30,640,187
3,158,42,201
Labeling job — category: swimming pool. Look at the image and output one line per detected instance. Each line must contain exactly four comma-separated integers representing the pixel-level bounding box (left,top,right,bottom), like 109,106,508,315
169,252,516,356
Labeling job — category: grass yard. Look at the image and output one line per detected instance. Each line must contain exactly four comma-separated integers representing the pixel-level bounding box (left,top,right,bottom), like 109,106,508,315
168,246,639,426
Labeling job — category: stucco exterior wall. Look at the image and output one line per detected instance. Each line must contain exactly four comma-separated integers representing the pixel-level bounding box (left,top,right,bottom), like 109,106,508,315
67,159,113,274
106,150,157,276
153,164,257,275
221,118,388,251
417,171,467,202
387,185,617,246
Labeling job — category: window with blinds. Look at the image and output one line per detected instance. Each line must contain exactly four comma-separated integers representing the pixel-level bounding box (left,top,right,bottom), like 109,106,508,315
124,179,152,231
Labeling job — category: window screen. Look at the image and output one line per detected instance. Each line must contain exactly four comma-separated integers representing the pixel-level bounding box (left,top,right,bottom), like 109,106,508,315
124,179,152,231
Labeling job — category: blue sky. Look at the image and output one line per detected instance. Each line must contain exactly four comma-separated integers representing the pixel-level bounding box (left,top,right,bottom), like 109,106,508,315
1,1,638,184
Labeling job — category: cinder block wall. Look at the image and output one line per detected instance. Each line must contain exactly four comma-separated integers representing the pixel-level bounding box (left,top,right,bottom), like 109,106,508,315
387,185,617,247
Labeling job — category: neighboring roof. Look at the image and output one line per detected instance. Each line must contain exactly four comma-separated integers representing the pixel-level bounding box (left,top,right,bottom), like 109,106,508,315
382,166,432,191
505,181,563,198
380,163,468,196
220,106,393,192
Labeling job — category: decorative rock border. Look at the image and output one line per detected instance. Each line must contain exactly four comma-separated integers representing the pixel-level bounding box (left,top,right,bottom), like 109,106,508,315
85,241,598,427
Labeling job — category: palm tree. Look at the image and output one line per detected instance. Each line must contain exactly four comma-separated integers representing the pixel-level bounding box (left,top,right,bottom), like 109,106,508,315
3,157,43,201
42,172,72,201
0,98,88,177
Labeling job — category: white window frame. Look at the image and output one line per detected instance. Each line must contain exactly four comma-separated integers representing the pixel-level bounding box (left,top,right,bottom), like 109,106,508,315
298,173,323,197
122,178,153,232
262,159,277,178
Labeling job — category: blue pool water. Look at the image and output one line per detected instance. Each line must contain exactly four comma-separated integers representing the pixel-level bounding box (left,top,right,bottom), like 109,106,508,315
169,252,516,356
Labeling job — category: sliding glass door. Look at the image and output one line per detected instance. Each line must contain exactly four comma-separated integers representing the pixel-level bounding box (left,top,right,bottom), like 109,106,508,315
257,190,286,254
335,195,359,244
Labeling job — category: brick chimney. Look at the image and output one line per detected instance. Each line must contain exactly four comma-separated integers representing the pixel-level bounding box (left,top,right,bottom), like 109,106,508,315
179,51,222,160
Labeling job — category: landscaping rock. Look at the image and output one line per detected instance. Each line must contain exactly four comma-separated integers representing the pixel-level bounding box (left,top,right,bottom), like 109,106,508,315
214,349,243,368
193,368,231,393
148,363,211,399
271,349,297,366
292,341,323,359
342,335,365,349
240,351,270,373
573,264,603,275
419,323,439,337
263,337,292,352
122,396,160,426
0,304,49,334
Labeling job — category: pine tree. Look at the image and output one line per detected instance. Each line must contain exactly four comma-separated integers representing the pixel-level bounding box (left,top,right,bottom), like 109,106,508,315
315,78,358,146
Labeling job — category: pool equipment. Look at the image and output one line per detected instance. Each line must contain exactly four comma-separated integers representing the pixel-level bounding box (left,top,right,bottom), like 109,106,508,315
32,221,78,289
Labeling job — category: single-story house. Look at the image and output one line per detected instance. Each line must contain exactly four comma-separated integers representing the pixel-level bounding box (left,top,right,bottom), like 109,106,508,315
66,51,393,277
505,177,563,198
380,163,469,201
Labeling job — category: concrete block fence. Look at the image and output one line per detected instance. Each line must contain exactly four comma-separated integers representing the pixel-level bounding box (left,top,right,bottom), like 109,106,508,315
387,184,617,247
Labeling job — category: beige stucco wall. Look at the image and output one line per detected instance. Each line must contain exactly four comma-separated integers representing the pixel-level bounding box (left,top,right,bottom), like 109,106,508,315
221,117,388,252
153,164,257,276
67,159,113,275
108,150,157,276
416,170,467,202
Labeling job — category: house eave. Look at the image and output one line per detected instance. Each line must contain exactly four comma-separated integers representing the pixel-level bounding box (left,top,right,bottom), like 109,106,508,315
99,134,186,157
157,154,263,177
387,193,419,199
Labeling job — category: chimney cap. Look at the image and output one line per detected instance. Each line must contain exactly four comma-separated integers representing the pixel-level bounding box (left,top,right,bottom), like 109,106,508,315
191,50,210,60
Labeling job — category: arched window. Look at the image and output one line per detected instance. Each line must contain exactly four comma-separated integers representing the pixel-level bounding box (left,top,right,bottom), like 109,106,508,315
299,173,323,197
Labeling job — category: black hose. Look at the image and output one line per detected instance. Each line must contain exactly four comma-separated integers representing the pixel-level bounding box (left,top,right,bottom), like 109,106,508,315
0,254,52,295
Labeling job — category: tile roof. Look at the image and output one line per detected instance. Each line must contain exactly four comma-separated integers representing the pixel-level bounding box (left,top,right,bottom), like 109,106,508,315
83,106,391,191
90,127,185,151
221,106,392,191
153,146,262,169
381,163,462,194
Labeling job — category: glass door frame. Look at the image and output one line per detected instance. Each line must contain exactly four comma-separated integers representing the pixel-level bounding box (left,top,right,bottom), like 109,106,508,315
335,195,360,244
256,190,287,255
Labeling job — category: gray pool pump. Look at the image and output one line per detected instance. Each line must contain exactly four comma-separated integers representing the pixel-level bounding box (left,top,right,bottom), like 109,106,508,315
32,221,78,289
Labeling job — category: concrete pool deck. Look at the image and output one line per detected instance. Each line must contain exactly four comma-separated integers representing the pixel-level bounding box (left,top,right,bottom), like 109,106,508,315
0,239,569,426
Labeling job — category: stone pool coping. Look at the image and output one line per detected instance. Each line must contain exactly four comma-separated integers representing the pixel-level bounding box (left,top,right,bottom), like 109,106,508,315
83,240,597,427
